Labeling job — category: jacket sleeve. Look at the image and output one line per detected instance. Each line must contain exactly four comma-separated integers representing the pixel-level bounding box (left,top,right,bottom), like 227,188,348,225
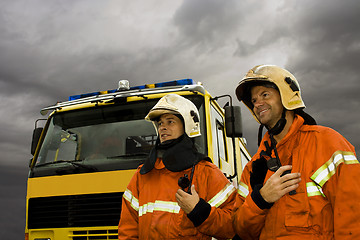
232,162,269,240
188,163,237,239
312,129,360,239
118,170,140,239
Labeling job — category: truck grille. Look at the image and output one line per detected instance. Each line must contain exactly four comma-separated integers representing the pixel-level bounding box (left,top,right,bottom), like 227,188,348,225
28,192,123,229
71,229,118,239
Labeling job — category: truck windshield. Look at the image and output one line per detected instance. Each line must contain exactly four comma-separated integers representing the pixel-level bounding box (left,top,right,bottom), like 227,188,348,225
32,96,206,177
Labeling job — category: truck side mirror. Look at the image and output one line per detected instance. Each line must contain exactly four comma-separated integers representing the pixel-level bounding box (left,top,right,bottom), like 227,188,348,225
224,106,242,138
31,127,43,155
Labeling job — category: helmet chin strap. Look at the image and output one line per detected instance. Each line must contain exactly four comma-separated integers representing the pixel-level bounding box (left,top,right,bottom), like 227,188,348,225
257,109,287,146
268,109,287,136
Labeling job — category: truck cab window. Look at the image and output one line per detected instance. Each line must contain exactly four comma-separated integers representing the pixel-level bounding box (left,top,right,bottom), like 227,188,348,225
33,96,207,177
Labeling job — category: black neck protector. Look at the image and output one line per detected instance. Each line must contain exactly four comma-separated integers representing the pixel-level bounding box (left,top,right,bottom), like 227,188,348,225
140,134,208,174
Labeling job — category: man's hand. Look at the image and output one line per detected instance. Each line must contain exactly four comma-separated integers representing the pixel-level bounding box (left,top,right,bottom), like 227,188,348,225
260,165,301,203
175,185,200,214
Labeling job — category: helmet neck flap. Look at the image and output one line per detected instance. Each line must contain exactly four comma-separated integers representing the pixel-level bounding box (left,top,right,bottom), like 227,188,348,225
140,134,209,174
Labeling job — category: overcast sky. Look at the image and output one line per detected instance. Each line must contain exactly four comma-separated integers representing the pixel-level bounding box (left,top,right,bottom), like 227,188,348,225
1,0,359,238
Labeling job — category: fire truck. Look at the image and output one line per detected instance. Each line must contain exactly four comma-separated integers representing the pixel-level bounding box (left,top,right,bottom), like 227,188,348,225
26,79,251,240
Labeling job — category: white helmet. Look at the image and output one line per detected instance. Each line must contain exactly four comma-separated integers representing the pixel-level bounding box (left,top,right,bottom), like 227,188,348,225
145,94,201,138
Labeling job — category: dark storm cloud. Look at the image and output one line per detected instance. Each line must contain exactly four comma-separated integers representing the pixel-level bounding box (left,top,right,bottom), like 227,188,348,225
230,0,360,157
173,0,246,50
0,0,148,102
1,1,360,239
288,0,360,73
286,0,360,156
0,1,87,100
0,164,28,238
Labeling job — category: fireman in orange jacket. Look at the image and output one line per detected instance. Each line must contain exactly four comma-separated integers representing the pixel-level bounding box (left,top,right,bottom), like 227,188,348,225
118,94,237,239
233,65,360,239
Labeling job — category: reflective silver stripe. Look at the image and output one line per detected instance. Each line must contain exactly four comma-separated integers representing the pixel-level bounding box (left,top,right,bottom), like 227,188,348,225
123,189,139,211
139,200,180,217
311,151,358,187
237,181,249,198
208,183,236,208
306,182,325,197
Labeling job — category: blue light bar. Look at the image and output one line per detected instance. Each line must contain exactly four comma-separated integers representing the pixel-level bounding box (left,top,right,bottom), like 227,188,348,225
107,89,117,94
69,92,101,101
155,79,194,88
130,85,146,90
68,79,194,101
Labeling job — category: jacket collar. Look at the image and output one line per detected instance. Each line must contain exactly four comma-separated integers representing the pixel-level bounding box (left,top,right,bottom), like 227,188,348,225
275,114,304,148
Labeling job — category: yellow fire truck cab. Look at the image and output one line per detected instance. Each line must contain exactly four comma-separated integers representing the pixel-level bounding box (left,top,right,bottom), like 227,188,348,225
26,79,251,240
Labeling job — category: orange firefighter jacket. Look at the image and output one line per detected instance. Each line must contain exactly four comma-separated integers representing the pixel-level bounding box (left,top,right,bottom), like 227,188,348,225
118,158,236,239
233,115,360,239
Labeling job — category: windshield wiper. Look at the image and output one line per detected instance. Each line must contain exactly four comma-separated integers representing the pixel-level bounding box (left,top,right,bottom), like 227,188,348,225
107,153,148,159
36,160,98,174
